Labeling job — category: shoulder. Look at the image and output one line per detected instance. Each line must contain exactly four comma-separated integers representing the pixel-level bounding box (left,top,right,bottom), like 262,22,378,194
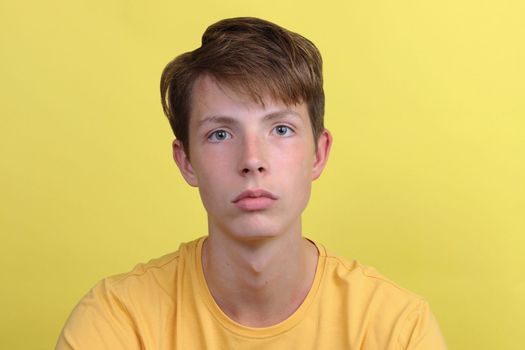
103,249,181,299
320,246,424,306
56,238,201,350
317,246,447,349
96,236,203,300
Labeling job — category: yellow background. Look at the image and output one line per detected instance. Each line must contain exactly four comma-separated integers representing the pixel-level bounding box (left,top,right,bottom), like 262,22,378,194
1,1,524,348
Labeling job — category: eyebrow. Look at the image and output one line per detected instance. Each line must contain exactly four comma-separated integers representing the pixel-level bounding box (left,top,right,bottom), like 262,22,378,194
197,109,302,127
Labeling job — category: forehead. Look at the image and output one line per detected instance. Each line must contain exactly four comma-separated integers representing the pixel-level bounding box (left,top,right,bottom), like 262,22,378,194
190,75,268,115
189,75,308,126
191,75,248,111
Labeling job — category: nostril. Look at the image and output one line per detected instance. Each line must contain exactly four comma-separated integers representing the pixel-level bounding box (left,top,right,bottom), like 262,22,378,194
241,167,265,175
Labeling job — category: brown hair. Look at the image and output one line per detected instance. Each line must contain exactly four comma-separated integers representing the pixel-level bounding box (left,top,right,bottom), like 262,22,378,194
160,17,324,155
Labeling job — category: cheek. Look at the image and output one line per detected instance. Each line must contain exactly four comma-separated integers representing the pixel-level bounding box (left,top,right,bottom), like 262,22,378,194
192,152,236,206
276,147,314,194
196,176,231,216
277,142,314,178
193,145,235,179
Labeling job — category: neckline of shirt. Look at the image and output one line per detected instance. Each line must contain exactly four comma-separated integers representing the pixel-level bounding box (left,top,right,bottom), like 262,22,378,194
193,235,327,339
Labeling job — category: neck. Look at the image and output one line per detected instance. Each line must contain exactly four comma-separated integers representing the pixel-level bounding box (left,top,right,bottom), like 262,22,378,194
201,230,319,327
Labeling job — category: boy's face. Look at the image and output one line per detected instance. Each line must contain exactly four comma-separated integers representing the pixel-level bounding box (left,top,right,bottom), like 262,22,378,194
173,75,331,242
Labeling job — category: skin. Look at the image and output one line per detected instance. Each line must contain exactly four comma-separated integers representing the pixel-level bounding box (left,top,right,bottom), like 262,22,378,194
173,75,332,327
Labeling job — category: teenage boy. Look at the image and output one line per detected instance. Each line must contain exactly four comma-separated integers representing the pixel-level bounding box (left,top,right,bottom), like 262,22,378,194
56,17,447,349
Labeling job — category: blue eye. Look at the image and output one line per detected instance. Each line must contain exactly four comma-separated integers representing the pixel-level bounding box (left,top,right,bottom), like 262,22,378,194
208,129,231,142
273,125,294,137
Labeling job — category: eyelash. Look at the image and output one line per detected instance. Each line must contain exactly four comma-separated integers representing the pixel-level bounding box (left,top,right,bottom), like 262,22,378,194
207,129,232,142
206,125,295,142
272,125,295,137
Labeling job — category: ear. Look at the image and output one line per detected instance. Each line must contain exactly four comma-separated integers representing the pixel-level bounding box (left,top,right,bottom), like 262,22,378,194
312,129,332,181
172,139,198,187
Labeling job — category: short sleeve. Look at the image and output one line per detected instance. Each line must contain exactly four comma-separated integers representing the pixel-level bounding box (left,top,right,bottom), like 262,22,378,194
397,300,447,350
55,279,142,350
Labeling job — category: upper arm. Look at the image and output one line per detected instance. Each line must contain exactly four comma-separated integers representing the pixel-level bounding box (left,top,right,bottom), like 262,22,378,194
397,300,448,350
55,280,142,350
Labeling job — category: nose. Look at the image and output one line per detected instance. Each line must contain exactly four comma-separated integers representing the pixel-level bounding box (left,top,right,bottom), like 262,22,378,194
239,133,268,176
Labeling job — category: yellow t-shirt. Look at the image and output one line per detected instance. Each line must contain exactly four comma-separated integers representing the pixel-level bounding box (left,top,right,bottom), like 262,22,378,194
56,237,447,349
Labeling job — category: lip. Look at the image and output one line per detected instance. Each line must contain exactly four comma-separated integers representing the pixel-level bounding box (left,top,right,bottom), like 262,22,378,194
232,189,278,211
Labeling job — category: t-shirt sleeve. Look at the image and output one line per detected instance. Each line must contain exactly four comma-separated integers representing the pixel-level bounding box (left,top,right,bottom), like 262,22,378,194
55,279,142,350
397,299,448,350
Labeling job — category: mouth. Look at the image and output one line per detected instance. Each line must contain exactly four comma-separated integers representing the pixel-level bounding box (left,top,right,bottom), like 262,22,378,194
232,189,278,211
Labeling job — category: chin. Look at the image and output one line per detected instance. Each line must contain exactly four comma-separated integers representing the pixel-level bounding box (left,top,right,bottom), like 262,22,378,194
219,215,288,243
207,207,303,243
228,220,296,243
231,224,282,241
